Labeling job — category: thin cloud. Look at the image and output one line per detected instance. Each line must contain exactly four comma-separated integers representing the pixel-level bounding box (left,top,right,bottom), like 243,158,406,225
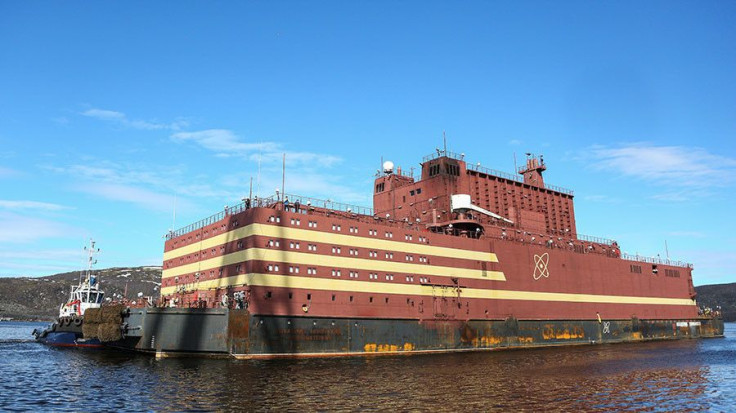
0,212,82,243
508,139,522,146
0,248,86,277
83,108,125,121
49,162,231,200
172,129,277,154
76,183,181,213
171,129,342,167
0,200,71,211
0,249,83,261
0,166,19,178
587,143,736,187
255,150,341,168
81,108,188,131
650,188,712,202
244,172,370,205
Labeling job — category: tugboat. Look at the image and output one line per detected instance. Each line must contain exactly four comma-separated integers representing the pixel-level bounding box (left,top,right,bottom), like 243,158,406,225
32,240,105,348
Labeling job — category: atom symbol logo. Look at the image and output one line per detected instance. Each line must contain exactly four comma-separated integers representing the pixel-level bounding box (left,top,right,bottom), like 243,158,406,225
533,253,550,280
603,322,611,334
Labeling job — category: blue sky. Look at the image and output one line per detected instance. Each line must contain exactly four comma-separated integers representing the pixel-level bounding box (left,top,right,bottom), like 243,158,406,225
1,2,734,285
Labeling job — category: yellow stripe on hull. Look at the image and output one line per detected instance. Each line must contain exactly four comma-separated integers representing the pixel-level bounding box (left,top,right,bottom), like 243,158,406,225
163,223,498,263
161,272,696,307
162,248,505,281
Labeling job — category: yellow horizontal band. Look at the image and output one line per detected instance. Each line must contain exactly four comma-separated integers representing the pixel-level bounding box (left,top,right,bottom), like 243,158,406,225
162,248,506,281
164,223,498,263
160,273,696,307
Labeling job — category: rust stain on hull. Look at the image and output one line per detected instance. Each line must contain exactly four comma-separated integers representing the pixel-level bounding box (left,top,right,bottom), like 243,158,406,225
118,308,724,358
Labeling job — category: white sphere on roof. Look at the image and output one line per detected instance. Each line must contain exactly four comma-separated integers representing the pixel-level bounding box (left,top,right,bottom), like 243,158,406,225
383,161,394,174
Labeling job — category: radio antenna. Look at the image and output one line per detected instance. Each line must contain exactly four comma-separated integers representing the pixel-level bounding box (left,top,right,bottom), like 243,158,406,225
257,141,262,196
281,153,286,200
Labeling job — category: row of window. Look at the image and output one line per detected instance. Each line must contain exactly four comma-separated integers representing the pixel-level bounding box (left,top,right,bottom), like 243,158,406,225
428,162,460,177
264,264,430,284
171,220,234,247
173,201,437,250
172,220,433,267
277,213,433,245
277,293,407,304
270,239,430,263
171,237,431,268
630,264,675,276
170,268,425,285
171,267,226,285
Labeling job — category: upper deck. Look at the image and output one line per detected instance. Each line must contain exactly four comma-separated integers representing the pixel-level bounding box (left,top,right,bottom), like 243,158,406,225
164,190,692,270
422,150,574,196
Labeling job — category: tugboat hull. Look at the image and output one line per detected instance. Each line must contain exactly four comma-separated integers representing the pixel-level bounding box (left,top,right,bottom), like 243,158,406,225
33,322,103,349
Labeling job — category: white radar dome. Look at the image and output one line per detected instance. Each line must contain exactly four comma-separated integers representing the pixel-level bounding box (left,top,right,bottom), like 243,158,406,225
383,161,394,174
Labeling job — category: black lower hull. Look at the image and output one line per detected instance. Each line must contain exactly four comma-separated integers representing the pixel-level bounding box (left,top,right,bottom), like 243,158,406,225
32,320,103,348
110,308,725,358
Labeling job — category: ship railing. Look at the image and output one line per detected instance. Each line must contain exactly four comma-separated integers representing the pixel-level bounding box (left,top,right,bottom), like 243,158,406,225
466,162,522,184
166,193,374,240
544,183,574,195
281,193,374,216
424,150,574,195
422,149,465,163
575,233,615,246
467,160,574,196
378,168,415,179
166,195,278,239
621,253,693,269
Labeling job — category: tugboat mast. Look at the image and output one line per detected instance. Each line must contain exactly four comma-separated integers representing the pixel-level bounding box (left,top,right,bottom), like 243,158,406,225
82,239,100,284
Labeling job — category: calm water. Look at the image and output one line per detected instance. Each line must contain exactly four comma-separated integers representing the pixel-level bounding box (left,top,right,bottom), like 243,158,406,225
1,322,733,412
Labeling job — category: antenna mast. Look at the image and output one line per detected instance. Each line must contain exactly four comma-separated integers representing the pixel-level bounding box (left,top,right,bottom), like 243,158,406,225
443,130,447,155
281,153,286,201
257,142,262,197
83,239,100,283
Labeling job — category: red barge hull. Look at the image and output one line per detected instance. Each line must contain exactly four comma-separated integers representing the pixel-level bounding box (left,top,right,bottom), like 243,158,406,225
115,150,724,357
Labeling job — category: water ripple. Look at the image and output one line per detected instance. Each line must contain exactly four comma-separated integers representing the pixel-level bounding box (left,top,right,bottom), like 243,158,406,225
1,322,733,411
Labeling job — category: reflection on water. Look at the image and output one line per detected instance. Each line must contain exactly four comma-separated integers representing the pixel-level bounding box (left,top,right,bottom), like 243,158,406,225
1,322,733,411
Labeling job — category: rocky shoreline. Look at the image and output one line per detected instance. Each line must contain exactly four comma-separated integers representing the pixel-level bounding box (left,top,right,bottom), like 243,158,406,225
0,266,161,321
